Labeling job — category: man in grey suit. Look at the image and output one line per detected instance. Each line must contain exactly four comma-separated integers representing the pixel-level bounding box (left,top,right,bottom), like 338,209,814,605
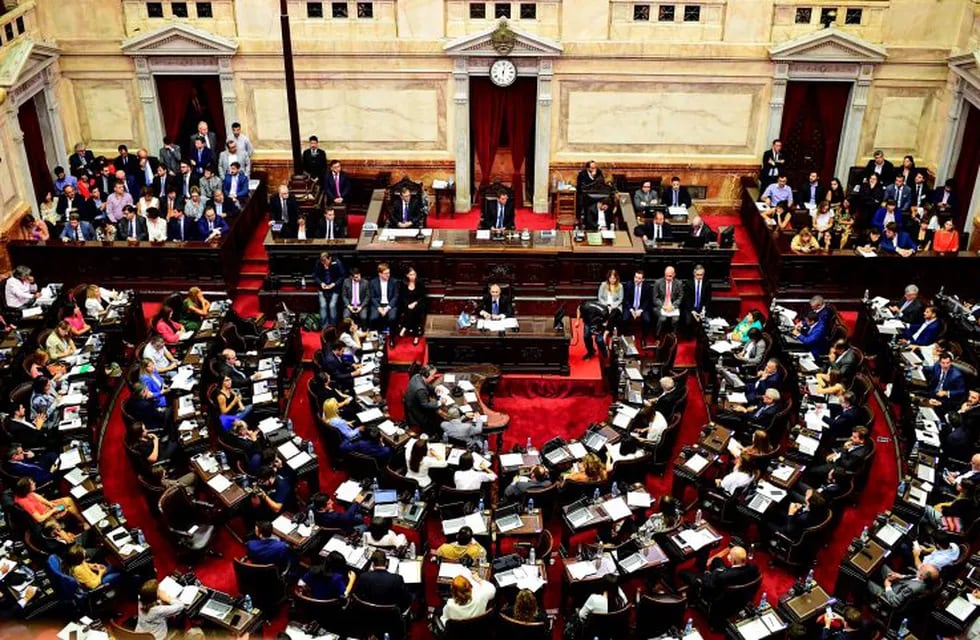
189,121,219,154
218,139,251,179
819,339,859,385
652,266,684,335
867,563,938,608
159,137,181,175
403,365,442,435
341,268,370,322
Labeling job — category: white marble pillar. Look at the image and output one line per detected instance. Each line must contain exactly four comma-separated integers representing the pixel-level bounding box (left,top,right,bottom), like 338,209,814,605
835,65,873,180
218,56,238,142
532,60,553,214
765,66,788,147
937,77,967,184
134,57,165,148
42,68,68,163
452,58,471,213
966,165,980,235
4,100,38,218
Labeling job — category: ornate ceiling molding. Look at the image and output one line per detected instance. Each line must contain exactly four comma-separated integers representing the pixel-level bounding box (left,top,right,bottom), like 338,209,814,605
769,26,887,64
121,23,238,57
444,20,562,58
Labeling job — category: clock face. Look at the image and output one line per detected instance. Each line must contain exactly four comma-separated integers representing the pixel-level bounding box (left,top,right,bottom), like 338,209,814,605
489,59,517,87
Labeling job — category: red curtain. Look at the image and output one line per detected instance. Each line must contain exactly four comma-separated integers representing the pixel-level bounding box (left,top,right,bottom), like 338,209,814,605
471,79,507,189
813,83,851,182
197,76,227,141
952,103,980,230
154,76,226,142
780,81,851,185
506,79,537,201
155,76,196,141
17,98,53,204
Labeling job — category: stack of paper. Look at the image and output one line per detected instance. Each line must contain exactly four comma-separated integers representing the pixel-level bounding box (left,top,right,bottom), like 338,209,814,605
684,453,710,473
566,561,598,581
207,475,232,493
334,479,362,503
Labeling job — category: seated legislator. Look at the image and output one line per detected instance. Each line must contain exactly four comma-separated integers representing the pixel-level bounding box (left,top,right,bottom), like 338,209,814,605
743,358,783,404
246,521,293,575
761,174,794,208
871,199,902,232
901,305,940,346
804,427,871,485
688,214,716,244
209,189,239,218
652,266,683,335
932,178,958,216
435,526,488,563
197,207,229,242
269,184,299,237
320,208,347,240
585,199,615,231
925,352,967,409
633,180,659,215
680,545,759,605
634,210,673,242
879,222,916,257
790,227,820,252
299,551,355,600
478,283,514,320
342,268,370,323
222,162,250,202
120,205,148,241
324,159,352,205
311,493,364,532
661,176,692,208
889,284,924,325
368,262,400,337
867,563,939,610
5,265,38,309
932,217,960,252
60,213,96,241
166,207,198,242
352,549,412,610
439,573,496,630
764,489,829,544
389,186,424,228
623,269,654,344
301,135,327,181
480,191,515,231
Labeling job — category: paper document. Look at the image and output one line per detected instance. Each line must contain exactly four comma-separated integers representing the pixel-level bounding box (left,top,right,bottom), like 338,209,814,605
874,523,903,547
677,528,719,551
684,453,710,473
207,474,232,493
357,408,384,423
437,563,471,580
736,618,771,640
287,451,313,470
500,453,524,468
272,515,296,536
82,504,107,524
397,561,422,584
567,441,588,459
627,491,651,508
279,441,301,459
64,467,87,486
59,449,82,470
601,497,632,521
946,596,976,621
566,561,597,581
796,435,820,456
258,417,282,434
253,392,274,404
771,465,795,482
334,479,362,503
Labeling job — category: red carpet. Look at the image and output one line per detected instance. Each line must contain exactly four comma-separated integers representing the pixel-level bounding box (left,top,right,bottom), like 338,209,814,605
89,199,900,640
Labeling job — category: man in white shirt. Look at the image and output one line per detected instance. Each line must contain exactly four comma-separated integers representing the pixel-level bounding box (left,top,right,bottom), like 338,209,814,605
945,453,980,487
142,336,179,376
5,266,39,309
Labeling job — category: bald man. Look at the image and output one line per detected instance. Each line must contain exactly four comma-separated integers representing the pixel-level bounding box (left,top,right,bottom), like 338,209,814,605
652,266,683,335
681,545,759,604
867,563,939,609
945,452,980,487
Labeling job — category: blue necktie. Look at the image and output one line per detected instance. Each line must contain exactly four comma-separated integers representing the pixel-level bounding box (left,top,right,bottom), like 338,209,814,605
492,300,499,316
497,206,504,228
634,287,641,309
403,202,408,222
695,282,701,309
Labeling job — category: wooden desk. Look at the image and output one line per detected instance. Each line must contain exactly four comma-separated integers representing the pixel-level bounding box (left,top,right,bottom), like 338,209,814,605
698,423,732,454
425,315,571,375
196,590,263,635
191,454,247,511
661,522,723,563
613,540,670,575
8,180,268,292
778,585,831,625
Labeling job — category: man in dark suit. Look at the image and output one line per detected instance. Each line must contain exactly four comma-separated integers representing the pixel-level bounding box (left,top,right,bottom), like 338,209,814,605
188,122,219,154
324,159,352,205
584,199,614,232
60,214,96,242
135,149,160,190
222,162,249,201
94,165,116,202
177,162,200,205
389,187,423,228
888,284,924,325
824,391,862,439
368,263,400,336
312,493,364,532
931,178,958,216
863,150,895,185
319,342,359,392
209,191,238,219
716,388,781,434
760,139,786,188
744,358,783,404
652,266,683,335
68,143,96,175
5,446,58,485
821,339,859,384
319,208,346,240
246,521,293,575
805,427,871,485
404,365,442,435
478,283,515,320
342,269,370,322
902,305,940,346
152,164,176,201
301,136,327,181
113,169,139,200
650,376,684,417
634,210,672,242
884,175,912,214
661,176,693,208
312,251,346,327
217,349,258,389
928,352,967,407
688,215,716,244
623,269,654,343
867,563,939,609
352,550,412,610
480,192,515,231
765,489,828,544
944,390,980,450
119,206,148,241
269,184,299,237
683,264,712,323
189,136,215,176
576,160,604,214
198,207,229,240
113,145,139,177
682,545,759,603
166,208,198,242
6,405,47,449
159,137,181,175
799,171,821,207
124,383,169,432
56,185,86,222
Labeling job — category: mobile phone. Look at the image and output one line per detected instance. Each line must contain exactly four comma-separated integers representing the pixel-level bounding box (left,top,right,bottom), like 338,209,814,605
230,613,242,627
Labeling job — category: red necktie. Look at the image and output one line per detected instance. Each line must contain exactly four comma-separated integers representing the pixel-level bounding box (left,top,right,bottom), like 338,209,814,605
334,173,340,196
666,281,671,302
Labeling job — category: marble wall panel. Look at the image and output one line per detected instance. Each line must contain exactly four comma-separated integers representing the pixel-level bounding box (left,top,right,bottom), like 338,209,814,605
872,96,926,150
73,82,139,147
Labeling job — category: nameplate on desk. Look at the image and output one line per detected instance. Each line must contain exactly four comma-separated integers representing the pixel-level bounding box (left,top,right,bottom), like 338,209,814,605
475,230,491,240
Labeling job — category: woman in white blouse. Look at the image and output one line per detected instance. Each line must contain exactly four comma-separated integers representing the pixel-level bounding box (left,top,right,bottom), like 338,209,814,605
440,573,496,628
717,452,756,495
137,187,159,218
597,268,624,339
361,517,407,549
578,574,626,621
404,438,447,489
454,451,496,490
145,208,168,242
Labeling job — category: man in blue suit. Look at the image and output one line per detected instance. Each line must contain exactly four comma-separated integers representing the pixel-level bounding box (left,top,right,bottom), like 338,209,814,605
60,214,96,241
166,209,198,242
879,222,916,256
368,262,400,338
744,358,783,404
871,200,902,231
324,159,352,205
222,162,250,201
903,305,941,346
623,269,654,346
793,296,831,357
929,352,967,407
824,391,863,439
197,207,229,241
189,136,214,175
931,178,958,216
883,175,912,214
245,520,293,575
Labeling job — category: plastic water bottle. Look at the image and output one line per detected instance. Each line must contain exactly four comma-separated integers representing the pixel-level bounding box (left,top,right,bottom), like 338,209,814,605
528,547,536,565
242,594,253,612
306,440,314,455
300,276,306,288
383,633,391,640
408,542,416,558
412,488,421,504
306,506,314,528
610,481,620,498
442,431,449,444
896,618,909,638
371,477,379,492
527,498,534,513
593,487,601,504
825,604,834,622
134,528,146,546
862,289,870,304
805,568,815,591
759,591,768,610
898,477,907,497
695,508,703,525
526,436,533,452
482,439,489,455
478,497,485,512
683,618,693,635
860,525,870,542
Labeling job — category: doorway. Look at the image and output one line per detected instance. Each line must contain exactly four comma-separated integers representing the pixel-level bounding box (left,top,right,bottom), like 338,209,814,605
155,75,225,150
18,96,53,206
951,102,980,231
779,81,852,187
469,77,537,205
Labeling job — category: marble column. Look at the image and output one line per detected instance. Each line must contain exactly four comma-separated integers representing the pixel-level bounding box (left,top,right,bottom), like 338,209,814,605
937,77,968,184
134,56,164,148
4,100,38,218
532,60,553,214
835,65,873,180
765,66,788,147
452,58,471,213
218,56,238,141
42,68,68,163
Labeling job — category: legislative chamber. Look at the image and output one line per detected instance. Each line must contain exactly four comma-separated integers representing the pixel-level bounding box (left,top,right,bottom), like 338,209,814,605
0,2,978,640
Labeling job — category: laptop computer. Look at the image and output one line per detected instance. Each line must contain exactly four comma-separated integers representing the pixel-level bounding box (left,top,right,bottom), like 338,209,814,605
494,503,524,534
583,430,608,452
616,540,646,573
373,489,398,504
200,594,234,620
566,498,596,528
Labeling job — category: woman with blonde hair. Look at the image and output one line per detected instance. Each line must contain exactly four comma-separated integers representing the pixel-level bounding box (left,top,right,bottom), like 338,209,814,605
322,397,360,446
84,285,105,319
563,452,608,485
180,287,210,331
730,429,774,458
791,227,820,253
597,268,624,337
440,572,496,627
510,588,544,623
